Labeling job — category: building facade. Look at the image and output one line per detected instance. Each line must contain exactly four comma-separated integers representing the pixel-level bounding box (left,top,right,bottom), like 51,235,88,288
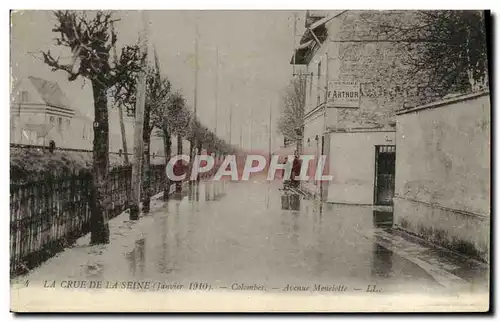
292,10,411,205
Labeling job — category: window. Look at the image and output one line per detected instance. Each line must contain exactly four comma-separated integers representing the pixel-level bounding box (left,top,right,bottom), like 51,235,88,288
21,91,29,102
66,119,71,129
30,131,37,144
58,117,62,130
49,116,55,124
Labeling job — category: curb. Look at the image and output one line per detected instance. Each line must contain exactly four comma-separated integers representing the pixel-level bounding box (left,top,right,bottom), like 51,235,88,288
392,228,489,268
368,229,469,290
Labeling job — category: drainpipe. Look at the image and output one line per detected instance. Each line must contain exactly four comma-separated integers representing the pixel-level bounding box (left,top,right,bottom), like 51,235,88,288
320,51,329,203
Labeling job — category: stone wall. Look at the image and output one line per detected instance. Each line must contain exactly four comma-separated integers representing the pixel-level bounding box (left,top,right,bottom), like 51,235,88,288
303,11,430,129
334,11,420,128
394,91,491,262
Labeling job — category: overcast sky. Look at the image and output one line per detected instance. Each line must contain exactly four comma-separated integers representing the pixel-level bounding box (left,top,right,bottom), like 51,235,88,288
11,10,308,150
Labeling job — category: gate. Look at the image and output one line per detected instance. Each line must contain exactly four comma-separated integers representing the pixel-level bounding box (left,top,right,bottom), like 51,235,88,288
374,145,396,206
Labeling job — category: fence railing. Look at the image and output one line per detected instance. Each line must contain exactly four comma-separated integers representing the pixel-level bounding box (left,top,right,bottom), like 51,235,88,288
10,164,167,278
10,143,166,159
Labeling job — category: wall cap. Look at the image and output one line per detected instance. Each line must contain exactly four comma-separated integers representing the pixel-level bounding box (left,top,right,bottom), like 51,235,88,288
327,127,396,134
396,90,490,116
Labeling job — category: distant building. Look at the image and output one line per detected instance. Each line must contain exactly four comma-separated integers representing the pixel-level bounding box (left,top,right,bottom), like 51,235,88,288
10,76,93,149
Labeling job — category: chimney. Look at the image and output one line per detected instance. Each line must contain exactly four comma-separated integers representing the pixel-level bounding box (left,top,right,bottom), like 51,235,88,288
305,10,312,28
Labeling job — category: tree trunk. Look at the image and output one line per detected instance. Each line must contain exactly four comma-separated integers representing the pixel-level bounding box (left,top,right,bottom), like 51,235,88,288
197,141,202,182
141,103,152,214
118,103,130,165
90,82,110,245
188,136,195,186
176,134,183,193
142,130,152,214
163,129,172,201
177,134,183,155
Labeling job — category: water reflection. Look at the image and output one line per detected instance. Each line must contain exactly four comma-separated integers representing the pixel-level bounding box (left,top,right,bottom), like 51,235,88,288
112,182,442,292
280,193,301,211
201,181,226,201
157,216,169,274
371,237,393,278
127,238,146,276
373,211,393,228
290,210,300,247
371,210,394,278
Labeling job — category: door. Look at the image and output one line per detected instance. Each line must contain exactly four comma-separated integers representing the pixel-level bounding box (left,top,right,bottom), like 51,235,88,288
374,145,396,206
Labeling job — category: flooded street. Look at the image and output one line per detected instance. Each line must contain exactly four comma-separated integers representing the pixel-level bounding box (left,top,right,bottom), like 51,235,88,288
15,178,490,301
81,180,444,293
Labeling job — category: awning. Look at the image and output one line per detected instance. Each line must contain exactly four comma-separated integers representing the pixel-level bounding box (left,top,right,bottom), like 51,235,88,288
298,39,313,49
290,40,315,65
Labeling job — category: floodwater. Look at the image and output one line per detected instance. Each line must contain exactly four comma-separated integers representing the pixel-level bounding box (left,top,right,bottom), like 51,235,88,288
19,180,488,296
101,180,444,293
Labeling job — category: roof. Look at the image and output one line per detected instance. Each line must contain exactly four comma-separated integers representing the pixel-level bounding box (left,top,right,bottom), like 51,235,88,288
304,10,327,28
72,108,92,123
308,11,346,30
290,22,328,65
290,11,346,65
28,76,73,110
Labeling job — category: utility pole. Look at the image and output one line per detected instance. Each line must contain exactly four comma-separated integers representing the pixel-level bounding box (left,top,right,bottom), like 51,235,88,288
248,105,252,150
268,101,272,164
320,51,329,203
190,19,200,184
292,12,297,76
193,20,199,142
214,46,219,136
193,20,199,117
239,120,243,149
229,104,233,145
111,21,129,165
130,10,149,220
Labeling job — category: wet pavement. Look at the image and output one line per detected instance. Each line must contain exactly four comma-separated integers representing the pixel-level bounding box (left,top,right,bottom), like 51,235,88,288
17,180,488,295
102,181,442,293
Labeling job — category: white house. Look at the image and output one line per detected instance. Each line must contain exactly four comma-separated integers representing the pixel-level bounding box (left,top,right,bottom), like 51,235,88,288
10,76,93,149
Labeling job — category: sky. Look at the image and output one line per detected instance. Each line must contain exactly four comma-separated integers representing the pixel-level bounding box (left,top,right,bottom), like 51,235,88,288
10,10,308,151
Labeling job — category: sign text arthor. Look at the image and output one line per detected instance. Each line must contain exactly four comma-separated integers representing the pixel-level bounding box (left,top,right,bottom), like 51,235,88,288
329,90,359,99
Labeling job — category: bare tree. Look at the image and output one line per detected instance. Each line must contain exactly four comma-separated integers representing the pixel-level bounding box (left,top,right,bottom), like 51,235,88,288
276,76,306,151
156,91,190,198
113,52,173,212
110,20,129,165
42,11,143,244
143,66,171,212
377,10,489,105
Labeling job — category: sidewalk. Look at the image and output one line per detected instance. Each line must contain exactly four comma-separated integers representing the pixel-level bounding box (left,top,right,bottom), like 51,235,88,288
12,183,489,295
295,186,489,292
356,226,489,293
11,184,192,284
